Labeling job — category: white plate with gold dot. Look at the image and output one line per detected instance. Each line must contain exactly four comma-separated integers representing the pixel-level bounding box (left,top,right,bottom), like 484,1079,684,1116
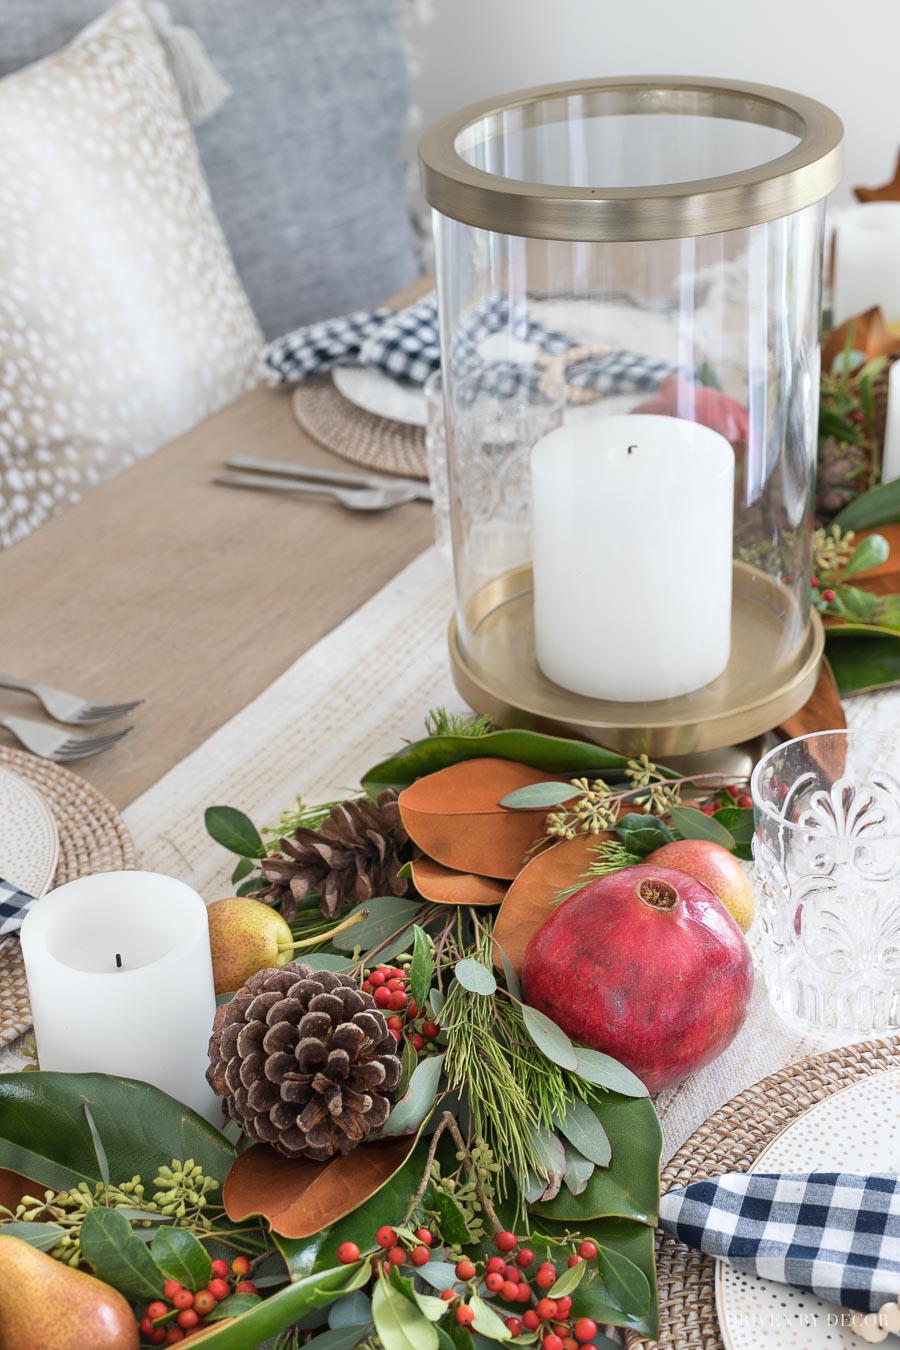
716,1067,900,1347
0,766,59,953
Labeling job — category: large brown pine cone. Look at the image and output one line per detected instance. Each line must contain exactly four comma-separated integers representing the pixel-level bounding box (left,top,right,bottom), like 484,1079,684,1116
207,962,402,1161
256,790,411,920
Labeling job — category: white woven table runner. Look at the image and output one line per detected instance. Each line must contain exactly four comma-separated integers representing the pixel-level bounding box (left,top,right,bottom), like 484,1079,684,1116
8,546,900,1161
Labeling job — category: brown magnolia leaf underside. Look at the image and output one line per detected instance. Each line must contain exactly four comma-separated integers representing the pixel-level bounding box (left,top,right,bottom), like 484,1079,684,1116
492,833,606,977
409,857,507,907
822,307,900,374
223,1136,415,1239
0,1167,39,1213
398,757,557,880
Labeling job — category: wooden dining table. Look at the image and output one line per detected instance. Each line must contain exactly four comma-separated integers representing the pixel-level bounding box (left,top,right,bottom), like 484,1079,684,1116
0,285,434,809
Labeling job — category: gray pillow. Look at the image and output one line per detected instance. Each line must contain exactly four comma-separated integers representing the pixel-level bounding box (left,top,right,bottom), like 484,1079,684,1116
0,0,420,337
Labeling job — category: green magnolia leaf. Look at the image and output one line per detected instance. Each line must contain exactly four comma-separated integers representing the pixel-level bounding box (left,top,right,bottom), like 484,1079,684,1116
433,1189,471,1246
205,1292,264,1321
151,1225,212,1293
833,478,900,531
361,730,632,795
827,630,900,695
561,1141,594,1197
572,1047,649,1098
381,1054,444,1138
170,1264,368,1348
204,806,266,859
470,1292,511,1341
0,1072,234,1194
669,805,735,848
596,1242,652,1316
555,1097,611,1166
498,781,575,809
231,857,255,885
409,925,435,1009
82,1104,110,1186
331,897,424,951
79,1207,164,1302
549,1256,587,1298
372,1274,438,1350
533,1092,662,1226
0,1221,64,1251
454,959,497,996
533,1216,658,1337
521,1005,578,1070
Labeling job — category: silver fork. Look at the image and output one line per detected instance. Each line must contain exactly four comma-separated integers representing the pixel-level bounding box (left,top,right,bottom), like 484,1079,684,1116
0,714,132,761
0,675,142,725
214,471,420,512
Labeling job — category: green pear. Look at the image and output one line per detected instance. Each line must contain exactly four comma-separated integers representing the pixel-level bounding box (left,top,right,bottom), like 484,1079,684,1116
206,897,366,995
0,1235,138,1349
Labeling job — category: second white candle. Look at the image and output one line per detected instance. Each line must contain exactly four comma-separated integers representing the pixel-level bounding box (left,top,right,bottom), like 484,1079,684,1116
531,414,735,702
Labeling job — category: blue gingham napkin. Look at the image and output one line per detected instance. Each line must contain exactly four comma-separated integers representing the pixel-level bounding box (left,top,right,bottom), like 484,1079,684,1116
262,291,679,396
0,877,35,937
659,1171,900,1314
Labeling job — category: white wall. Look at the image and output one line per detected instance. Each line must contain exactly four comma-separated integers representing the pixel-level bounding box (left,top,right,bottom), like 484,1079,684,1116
411,0,896,208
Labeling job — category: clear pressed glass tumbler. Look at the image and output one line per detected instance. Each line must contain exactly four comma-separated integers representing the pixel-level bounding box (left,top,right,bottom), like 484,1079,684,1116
752,729,900,1037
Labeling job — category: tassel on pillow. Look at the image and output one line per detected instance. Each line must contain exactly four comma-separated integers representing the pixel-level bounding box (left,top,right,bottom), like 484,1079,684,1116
144,1,231,124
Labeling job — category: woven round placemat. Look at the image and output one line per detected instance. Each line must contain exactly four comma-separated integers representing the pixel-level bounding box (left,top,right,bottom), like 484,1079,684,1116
292,375,428,480
0,747,134,1048
627,1036,900,1350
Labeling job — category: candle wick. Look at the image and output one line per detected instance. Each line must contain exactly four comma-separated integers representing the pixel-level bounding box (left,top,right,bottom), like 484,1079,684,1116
115,953,122,969
627,444,637,455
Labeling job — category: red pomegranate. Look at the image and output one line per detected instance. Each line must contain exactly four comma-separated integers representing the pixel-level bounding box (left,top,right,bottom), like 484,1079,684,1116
521,864,753,1093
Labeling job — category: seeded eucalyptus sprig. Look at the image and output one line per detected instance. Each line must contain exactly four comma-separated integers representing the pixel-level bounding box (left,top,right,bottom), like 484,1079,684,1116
543,757,683,841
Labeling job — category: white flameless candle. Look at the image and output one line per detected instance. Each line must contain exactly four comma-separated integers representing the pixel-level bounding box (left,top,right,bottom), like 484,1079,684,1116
833,204,900,326
883,360,900,483
531,415,734,702
21,871,219,1121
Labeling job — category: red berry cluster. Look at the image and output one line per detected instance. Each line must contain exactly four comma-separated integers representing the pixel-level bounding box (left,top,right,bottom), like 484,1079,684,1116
811,577,837,606
361,964,441,1053
697,782,752,814
137,1257,257,1344
336,1223,435,1270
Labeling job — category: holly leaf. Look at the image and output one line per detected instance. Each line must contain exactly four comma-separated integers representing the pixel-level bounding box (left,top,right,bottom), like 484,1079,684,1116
230,857,255,885
554,1097,611,1167
549,1257,587,1298
409,925,435,1007
204,806,266,859
204,1292,263,1321
372,1274,438,1350
615,814,676,857
432,1189,471,1247
470,1292,511,1340
79,1207,164,1302
151,1226,212,1293
668,805,735,848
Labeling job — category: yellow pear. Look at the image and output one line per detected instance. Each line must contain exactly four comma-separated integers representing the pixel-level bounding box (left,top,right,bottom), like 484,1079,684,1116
0,1235,138,1349
206,897,366,995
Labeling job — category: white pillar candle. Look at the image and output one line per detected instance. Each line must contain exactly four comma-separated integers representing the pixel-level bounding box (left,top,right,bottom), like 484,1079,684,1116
883,360,900,483
21,871,219,1122
531,414,734,702
833,204,900,326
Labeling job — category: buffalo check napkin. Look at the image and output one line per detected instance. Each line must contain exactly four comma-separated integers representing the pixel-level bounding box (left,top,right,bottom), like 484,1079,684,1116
659,1172,900,1315
262,291,680,396
0,876,35,936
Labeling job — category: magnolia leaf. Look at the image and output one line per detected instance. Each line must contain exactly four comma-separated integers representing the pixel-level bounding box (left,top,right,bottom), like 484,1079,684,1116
398,759,558,879
521,1005,578,1071
555,1098,611,1167
409,858,507,908
372,1275,438,1350
0,1220,64,1251
432,1189,471,1246
470,1292,512,1341
223,1137,416,1239
381,1054,445,1138
499,781,576,809
454,958,497,996
204,806,266,859
530,1215,657,1337
561,1141,595,1197
361,730,630,795
827,630,900,695
151,1225,212,1293
833,478,900,531
549,1257,587,1299
79,1207,165,1302
491,834,601,976
204,1292,263,1321
174,1264,368,1348
572,1047,649,1098
668,805,735,848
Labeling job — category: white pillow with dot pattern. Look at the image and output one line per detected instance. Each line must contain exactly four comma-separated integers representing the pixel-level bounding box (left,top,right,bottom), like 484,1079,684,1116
0,0,263,547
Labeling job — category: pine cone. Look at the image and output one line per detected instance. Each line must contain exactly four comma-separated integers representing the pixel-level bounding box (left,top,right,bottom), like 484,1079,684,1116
256,790,411,920
207,962,402,1161
816,435,870,526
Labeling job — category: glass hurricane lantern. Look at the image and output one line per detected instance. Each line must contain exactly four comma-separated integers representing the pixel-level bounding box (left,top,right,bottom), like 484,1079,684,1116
419,76,843,758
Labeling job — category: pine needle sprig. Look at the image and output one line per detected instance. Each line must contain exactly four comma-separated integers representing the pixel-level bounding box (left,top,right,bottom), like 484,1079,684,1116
261,796,344,845
552,840,643,904
424,707,494,738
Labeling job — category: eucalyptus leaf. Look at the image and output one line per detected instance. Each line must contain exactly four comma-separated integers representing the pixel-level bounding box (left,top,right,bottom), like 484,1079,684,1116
330,898,424,952
299,952,357,974
561,1141,595,1197
204,805,266,859
417,1261,460,1292
521,1005,578,1070
231,857,255,885
308,1328,374,1350
428,988,446,1017
151,1225,212,1292
432,1188,471,1247
381,1054,444,1138
372,1275,438,1350
833,478,900,531
496,944,522,1000
470,1293,512,1341
83,1104,109,1186
454,958,497,996
327,1289,372,1328
498,781,575,809
572,1047,649,1097
549,1256,587,1298
0,1220,63,1251
530,1126,567,1201
409,925,435,1008
79,1207,164,1302
204,1292,264,1321
668,805,735,848
555,1097,611,1167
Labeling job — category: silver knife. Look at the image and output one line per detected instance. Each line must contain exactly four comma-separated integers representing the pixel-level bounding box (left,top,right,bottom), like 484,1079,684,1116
226,454,433,502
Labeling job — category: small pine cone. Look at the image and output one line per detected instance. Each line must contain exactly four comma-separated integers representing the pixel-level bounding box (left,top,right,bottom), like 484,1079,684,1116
207,962,402,1161
256,789,411,920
